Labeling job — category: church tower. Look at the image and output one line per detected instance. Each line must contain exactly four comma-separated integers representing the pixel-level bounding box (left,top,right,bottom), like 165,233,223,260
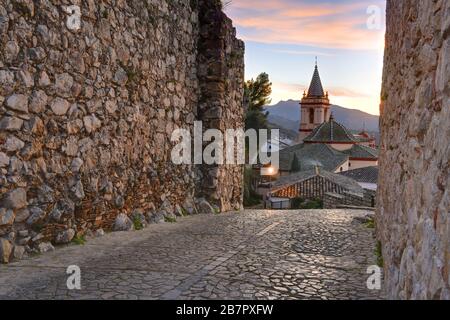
298,62,331,143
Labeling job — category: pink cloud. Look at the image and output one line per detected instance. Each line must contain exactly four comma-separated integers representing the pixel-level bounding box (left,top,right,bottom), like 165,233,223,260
273,81,370,98
270,49,335,56
226,0,386,50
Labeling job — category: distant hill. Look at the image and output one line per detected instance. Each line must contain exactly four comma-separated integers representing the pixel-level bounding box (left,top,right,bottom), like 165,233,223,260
267,121,298,141
267,115,299,134
265,100,380,132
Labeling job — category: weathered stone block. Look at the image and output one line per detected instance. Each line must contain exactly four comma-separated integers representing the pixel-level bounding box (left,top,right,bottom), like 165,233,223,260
0,116,23,131
0,208,15,226
54,229,76,244
12,245,25,261
113,214,134,231
196,199,215,214
26,207,46,225
2,188,27,210
29,90,48,113
5,94,28,113
50,98,70,115
4,136,25,152
0,238,12,263
37,242,54,253
0,152,9,167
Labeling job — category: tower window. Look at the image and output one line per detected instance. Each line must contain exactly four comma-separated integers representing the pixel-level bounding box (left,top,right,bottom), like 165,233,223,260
309,108,314,123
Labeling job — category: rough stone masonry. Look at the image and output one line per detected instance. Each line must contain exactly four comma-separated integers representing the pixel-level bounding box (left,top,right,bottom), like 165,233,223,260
0,0,244,263
378,0,449,299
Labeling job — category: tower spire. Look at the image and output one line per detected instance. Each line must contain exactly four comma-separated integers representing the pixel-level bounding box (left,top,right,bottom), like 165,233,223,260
307,61,325,97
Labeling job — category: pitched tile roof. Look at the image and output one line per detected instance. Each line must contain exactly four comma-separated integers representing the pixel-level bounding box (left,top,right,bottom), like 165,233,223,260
354,135,375,143
343,144,379,159
271,167,363,195
278,143,349,172
339,166,379,184
303,118,357,143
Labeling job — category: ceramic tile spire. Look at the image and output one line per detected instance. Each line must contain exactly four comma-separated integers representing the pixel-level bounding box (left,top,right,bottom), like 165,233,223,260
307,62,325,97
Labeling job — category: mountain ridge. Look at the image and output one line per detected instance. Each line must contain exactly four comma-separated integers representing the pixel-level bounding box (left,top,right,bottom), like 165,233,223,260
265,99,380,133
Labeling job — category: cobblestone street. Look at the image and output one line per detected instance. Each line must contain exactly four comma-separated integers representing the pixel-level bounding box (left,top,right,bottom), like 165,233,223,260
0,210,383,300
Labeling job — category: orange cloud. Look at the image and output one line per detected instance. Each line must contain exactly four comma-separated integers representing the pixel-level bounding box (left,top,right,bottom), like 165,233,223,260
272,81,370,98
269,49,334,56
226,0,386,50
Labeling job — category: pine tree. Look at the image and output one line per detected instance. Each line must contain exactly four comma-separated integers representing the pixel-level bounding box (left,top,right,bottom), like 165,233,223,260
244,72,272,131
291,153,301,172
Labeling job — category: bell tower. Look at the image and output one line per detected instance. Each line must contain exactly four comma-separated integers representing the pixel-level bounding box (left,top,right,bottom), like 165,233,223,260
298,62,331,143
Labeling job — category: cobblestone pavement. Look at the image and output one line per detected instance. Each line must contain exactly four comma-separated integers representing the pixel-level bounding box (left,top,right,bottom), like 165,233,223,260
0,210,384,300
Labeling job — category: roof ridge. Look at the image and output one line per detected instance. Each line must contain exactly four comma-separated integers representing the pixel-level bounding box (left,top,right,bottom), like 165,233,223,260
332,119,356,141
281,143,304,153
330,119,334,140
270,169,317,193
308,121,326,140
305,118,358,143
344,144,379,159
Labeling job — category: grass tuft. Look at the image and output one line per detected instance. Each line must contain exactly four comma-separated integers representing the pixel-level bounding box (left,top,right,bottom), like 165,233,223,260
164,216,177,223
133,216,144,230
375,241,384,267
72,235,86,246
365,218,376,229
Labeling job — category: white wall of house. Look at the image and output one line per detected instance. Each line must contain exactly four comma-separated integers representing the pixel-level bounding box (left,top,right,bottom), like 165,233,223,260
328,143,354,151
348,159,378,170
333,159,350,173
269,198,291,209
359,182,377,191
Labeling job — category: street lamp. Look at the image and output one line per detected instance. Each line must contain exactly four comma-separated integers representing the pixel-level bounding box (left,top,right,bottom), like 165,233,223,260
261,165,277,177
261,165,278,208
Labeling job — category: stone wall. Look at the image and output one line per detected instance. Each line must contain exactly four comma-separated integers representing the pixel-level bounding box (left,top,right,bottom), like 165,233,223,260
323,189,376,209
377,0,449,299
324,189,376,209
196,0,244,212
0,0,244,263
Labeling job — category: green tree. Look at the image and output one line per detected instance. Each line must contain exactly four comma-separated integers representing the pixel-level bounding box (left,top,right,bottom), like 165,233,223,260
245,109,268,131
243,73,273,186
244,72,272,131
291,153,301,172
243,167,262,207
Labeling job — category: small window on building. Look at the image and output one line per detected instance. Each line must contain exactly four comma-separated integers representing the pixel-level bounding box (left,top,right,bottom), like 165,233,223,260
349,163,352,167
340,167,343,172
309,108,314,123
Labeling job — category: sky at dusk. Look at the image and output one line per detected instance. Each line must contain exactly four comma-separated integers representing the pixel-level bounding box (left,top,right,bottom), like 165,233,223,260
225,0,386,115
